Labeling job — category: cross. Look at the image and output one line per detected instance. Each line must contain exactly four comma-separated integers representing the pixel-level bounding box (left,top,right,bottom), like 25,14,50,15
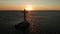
23,9,28,22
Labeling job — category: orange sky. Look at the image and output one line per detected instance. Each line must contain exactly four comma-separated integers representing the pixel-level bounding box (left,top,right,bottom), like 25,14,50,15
0,7,60,10
0,0,60,10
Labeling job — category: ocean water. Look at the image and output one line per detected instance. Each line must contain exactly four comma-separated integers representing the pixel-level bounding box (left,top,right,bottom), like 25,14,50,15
0,10,60,34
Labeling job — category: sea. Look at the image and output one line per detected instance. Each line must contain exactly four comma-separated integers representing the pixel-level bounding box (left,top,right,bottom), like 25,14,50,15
0,10,60,34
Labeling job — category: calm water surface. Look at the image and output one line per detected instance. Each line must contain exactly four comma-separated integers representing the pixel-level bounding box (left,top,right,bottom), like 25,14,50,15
0,10,60,34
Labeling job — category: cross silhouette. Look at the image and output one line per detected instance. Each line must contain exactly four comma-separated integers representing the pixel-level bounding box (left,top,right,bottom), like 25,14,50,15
23,9,28,22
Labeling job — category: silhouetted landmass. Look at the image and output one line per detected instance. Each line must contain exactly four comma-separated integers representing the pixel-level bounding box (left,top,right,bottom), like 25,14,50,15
15,21,30,29
0,10,60,34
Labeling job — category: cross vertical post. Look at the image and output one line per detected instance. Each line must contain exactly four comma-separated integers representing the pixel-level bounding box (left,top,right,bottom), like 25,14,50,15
24,9,26,22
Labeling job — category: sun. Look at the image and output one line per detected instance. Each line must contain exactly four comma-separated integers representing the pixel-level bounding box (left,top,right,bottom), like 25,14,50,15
26,7,32,10
25,5,33,11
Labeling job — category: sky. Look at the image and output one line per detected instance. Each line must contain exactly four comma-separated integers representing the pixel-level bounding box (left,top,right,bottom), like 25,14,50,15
0,0,60,10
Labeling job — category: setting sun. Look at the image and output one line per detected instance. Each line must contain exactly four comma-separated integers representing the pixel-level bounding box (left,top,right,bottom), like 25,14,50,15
25,5,33,11
26,7,32,10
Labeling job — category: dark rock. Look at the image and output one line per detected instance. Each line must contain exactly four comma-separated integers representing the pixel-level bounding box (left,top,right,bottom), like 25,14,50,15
15,21,30,30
